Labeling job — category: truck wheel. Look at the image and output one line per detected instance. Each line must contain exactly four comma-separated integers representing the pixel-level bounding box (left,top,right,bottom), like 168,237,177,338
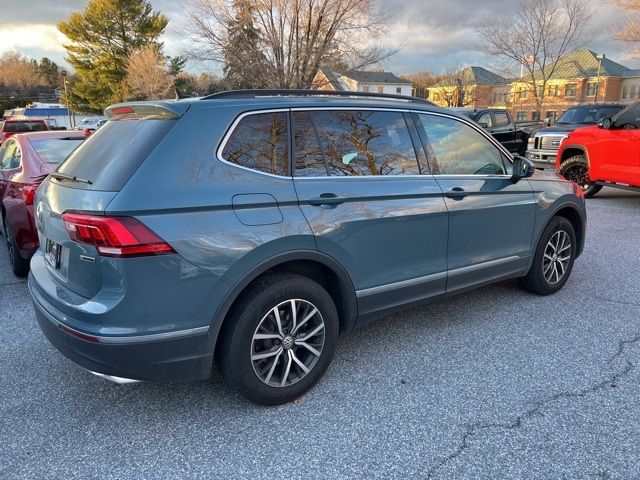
216,273,339,406
558,155,602,198
519,216,576,295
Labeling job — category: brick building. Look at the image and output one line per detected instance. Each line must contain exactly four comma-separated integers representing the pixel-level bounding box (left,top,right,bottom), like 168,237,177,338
426,66,509,108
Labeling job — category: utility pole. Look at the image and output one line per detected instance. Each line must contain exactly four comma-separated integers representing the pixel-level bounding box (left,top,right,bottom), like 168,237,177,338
595,54,605,104
61,70,73,128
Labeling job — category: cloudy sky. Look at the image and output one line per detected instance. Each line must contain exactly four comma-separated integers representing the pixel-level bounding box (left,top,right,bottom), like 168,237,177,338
0,0,637,75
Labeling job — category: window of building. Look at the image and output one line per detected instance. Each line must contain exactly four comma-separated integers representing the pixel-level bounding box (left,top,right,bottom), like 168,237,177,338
632,85,638,99
396,87,402,94
586,82,598,96
362,85,370,93
547,85,560,97
518,87,527,100
516,111,527,122
545,111,557,122
622,85,629,100
432,92,440,102
532,111,540,121
417,114,506,176
565,83,577,98
536,85,543,97
293,110,420,176
220,112,289,176
377,86,384,94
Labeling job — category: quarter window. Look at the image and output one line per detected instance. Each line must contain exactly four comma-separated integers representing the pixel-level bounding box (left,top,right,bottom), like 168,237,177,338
476,112,492,127
221,112,289,176
493,112,510,127
417,114,506,176
293,110,420,176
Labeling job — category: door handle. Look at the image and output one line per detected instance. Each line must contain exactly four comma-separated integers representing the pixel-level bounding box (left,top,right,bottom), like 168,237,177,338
308,193,346,207
445,187,468,200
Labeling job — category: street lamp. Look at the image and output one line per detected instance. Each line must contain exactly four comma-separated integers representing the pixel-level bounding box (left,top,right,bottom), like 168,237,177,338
61,70,73,128
594,54,605,104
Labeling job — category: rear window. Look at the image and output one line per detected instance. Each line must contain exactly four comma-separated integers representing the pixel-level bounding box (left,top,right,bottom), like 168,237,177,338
3,121,47,133
29,138,84,164
55,119,175,191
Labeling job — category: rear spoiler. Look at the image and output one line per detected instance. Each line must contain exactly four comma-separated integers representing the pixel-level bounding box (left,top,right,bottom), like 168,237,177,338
104,101,190,120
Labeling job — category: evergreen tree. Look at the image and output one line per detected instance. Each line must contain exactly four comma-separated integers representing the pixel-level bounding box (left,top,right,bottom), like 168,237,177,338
223,0,268,89
58,0,168,111
39,58,60,87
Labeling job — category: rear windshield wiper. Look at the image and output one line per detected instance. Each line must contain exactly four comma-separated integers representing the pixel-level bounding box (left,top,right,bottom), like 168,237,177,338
50,172,93,185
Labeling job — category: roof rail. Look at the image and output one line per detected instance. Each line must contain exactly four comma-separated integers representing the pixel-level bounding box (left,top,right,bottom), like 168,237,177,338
201,89,434,105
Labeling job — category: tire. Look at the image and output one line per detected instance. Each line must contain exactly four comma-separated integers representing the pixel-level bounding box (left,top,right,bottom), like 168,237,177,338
216,273,339,406
3,218,30,277
558,155,602,198
519,216,576,295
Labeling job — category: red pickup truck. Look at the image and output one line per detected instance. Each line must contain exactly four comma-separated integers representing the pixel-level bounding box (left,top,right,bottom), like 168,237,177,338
0,119,49,145
556,101,640,197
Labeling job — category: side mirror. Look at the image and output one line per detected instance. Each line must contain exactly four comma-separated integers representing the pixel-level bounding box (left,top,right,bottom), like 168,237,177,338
598,117,612,129
478,121,489,128
511,155,536,182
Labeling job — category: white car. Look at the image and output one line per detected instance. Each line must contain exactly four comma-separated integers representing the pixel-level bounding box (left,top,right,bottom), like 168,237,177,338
75,117,107,132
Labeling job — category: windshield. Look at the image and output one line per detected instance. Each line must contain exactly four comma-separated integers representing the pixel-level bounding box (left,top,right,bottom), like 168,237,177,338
29,138,85,164
3,121,47,133
557,106,623,125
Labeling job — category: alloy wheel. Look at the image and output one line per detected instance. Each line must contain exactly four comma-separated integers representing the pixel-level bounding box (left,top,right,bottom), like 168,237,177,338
542,230,572,285
250,299,325,388
562,164,592,192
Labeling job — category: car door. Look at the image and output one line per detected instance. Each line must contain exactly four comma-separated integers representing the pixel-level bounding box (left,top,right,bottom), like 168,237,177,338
490,111,519,154
414,112,536,294
292,108,449,319
594,104,640,186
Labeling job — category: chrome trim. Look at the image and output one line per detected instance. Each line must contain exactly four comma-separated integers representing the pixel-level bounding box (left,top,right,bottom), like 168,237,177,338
89,371,143,385
356,271,447,297
355,256,524,297
31,287,210,344
215,106,514,181
447,255,523,277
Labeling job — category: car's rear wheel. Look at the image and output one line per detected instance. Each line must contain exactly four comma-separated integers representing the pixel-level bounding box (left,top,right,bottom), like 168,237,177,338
3,218,29,277
216,273,338,405
558,155,602,198
519,216,576,295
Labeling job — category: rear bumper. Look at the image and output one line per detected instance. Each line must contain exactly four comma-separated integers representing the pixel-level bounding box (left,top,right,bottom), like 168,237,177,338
29,274,214,382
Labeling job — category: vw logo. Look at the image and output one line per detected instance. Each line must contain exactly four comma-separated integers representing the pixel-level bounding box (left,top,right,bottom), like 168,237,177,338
282,336,294,350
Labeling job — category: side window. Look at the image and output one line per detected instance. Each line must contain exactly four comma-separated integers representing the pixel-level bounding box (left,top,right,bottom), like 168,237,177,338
0,142,17,170
294,110,420,176
9,145,21,169
493,112,510,127
417,114,507,176
220,112,289,176
476,112,492,128
613,104,640,129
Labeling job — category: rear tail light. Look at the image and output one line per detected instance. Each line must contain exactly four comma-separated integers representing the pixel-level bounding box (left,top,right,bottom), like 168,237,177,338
62,213,175,257
21,184,38,206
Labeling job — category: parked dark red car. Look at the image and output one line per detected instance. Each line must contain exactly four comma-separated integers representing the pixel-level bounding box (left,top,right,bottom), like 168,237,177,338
1,131,85,276
0,119,49,145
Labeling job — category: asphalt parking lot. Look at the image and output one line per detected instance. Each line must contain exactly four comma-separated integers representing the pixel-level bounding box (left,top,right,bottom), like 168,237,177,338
1,188,639,480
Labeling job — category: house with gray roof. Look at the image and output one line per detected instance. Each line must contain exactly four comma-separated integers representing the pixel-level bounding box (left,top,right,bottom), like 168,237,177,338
314,68,413,96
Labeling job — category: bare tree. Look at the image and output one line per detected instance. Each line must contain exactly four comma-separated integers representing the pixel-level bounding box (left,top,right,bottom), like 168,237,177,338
0,51,43,88
182,0,394,89
610,0,640,54
475,0,590,117
401,71,440,98
125,46,174,100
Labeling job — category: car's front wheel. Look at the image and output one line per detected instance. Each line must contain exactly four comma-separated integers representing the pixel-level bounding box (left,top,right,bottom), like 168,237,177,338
558,155,602,198
519,216,577,295
216,273,338,405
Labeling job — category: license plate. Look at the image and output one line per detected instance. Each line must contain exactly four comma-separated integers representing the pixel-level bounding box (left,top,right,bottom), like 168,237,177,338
44,239,61,269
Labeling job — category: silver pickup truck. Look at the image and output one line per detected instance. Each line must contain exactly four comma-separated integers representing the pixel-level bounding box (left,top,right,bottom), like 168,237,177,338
526,103,624,168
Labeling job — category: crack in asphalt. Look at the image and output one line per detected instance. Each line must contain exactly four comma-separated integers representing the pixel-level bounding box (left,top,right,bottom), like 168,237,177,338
425,334,640,479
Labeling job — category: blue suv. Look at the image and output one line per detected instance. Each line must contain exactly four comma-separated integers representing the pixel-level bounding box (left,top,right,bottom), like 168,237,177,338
28,90,586,405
